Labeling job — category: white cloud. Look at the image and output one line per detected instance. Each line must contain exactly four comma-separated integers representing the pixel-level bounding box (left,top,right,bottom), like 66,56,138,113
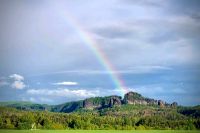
27,88,98,98
9,74,24,81
11,81,26,90
0,74,26,89
9,74,26,89
52,81,78,86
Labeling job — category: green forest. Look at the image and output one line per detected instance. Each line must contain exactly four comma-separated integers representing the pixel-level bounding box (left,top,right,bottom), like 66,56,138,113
0,104,200,130
0,92,200,130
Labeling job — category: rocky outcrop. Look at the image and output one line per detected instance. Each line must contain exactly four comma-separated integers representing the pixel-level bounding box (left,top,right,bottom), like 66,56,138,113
123,91,177,108
124,92,158,105
83,99,95,109
124,92,145,104
83,98,102,109
81,91,178,110
83,96,122,109
108,96,122,107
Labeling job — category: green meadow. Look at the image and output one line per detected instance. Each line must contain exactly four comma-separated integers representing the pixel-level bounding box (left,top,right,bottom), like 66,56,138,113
0,130,199,133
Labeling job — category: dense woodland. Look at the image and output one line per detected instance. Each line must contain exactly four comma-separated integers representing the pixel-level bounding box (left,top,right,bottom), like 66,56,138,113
0,104,200,130
0,92,200,130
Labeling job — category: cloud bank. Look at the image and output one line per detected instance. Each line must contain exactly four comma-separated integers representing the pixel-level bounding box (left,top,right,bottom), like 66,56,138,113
0,74,26,89
9,74,26,89
52,81,78,86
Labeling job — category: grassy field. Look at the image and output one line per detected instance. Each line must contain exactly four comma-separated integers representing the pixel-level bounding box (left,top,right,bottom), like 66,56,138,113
0,130,199,133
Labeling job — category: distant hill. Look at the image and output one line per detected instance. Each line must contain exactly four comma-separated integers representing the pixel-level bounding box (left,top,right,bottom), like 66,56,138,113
0,101,51,111
0,91,178,113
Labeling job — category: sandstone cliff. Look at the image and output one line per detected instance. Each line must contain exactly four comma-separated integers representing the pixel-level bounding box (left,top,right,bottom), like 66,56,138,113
82,91,178,109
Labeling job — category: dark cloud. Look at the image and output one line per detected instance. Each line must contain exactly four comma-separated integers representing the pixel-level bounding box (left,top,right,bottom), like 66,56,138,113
162,0,200,20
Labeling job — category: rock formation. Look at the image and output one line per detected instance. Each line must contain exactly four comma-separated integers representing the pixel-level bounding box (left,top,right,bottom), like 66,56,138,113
123,92,158,105
83,98,102,109
124,92,145,104
83,96,122,109
81,91,178,110
108,96,122,107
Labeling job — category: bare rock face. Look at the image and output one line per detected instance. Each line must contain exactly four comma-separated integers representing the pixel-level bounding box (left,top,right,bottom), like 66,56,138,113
124,92,143,104
123,91,178,108
109,96,122,107
158,100,165,108
123,92,149,105
83,96,122,109
83,99,93,109
82,91,178,110
83,99,101,109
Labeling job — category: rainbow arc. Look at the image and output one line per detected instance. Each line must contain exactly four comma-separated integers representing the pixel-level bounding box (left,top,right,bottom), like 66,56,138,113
56,8,129,95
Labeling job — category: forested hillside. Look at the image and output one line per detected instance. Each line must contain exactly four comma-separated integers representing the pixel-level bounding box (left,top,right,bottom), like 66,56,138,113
0,105,200,130
0,92,199,130
0,92,178,113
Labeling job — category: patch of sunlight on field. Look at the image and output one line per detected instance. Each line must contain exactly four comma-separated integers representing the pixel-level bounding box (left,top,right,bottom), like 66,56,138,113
0,130,200,133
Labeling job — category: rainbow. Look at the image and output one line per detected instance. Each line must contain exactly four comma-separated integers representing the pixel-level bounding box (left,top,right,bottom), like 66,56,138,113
58,9,128,96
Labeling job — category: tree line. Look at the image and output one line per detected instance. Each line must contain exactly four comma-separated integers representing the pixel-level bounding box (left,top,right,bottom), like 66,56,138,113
0,106,200,130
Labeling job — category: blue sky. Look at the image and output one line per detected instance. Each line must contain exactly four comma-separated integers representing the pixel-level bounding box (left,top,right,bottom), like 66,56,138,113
0,0,200,105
